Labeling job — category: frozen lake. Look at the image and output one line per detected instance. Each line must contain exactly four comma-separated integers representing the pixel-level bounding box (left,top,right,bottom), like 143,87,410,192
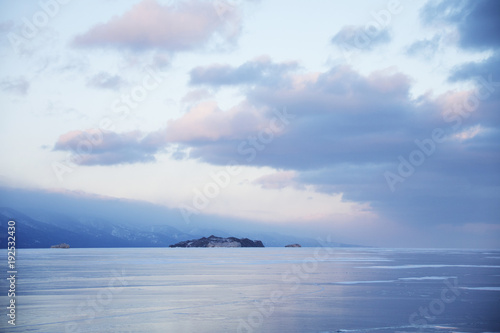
1,247,500,333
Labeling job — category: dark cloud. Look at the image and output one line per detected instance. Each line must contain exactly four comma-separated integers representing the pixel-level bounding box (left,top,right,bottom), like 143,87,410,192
165,64,500,228
298,137,500,227
449,51,500,83
53,129,166,166
421,0,500,51
172,66,423,169
437,0,500,94
0,76,30,95
174,66,435,169
73,0,241,52
422,0,500,115
189,56,298,86
331,25,391,51
86,72,127,90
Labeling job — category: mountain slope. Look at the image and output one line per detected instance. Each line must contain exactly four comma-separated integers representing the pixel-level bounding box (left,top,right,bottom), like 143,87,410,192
0,207,192,248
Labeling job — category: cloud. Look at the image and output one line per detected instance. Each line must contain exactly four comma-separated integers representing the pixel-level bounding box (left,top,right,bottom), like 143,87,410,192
51,60,500,233
51,99,274,165
253,170,299,190
420,0,500,88
179,66,421,169
151,53,170,69
422,0,500,115
73,0,241,51
165,100,271,142
181,88,212,104
189,56,299,86
421,0,500,51
86,72,127,90
161,64,500,228
449,51,500,83
406,35,441,58
0,76,30,95
53,129,166,165
331,25,391,51
452,124,483,141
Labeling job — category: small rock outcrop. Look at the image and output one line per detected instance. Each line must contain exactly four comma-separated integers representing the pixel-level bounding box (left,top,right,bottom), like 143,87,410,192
285,244,301,247
169,235,264,248
51,243,70,248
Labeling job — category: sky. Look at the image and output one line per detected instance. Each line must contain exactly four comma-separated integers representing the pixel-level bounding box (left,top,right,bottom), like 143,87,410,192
0,0,499,248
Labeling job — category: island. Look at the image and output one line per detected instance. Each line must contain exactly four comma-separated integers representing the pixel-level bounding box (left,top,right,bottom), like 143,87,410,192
285,244,301,247
169,235,264,248
51,243,70,248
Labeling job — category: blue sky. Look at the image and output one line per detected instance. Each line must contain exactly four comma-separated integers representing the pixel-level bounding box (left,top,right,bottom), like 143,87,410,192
0,0,499,247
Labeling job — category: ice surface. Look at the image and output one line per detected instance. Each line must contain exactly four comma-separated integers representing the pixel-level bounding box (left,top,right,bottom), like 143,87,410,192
398,276,457,280
335,280,396,284
460,287,500,291
363,264,500,269
1,248,499,333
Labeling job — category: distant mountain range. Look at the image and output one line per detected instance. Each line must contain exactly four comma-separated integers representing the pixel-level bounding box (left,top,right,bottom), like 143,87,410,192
0,206,359,248
0,207,193,248
0,186,360,248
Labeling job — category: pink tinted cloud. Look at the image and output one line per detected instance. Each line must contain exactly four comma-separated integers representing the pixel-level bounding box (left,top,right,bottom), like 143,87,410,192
73,0,241,51
52,99,272,165
165,101,269,142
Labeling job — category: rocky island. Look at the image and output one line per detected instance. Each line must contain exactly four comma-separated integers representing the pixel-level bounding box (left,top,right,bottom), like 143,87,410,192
285,244,301,247
169,235,264,248
51,243,70,248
